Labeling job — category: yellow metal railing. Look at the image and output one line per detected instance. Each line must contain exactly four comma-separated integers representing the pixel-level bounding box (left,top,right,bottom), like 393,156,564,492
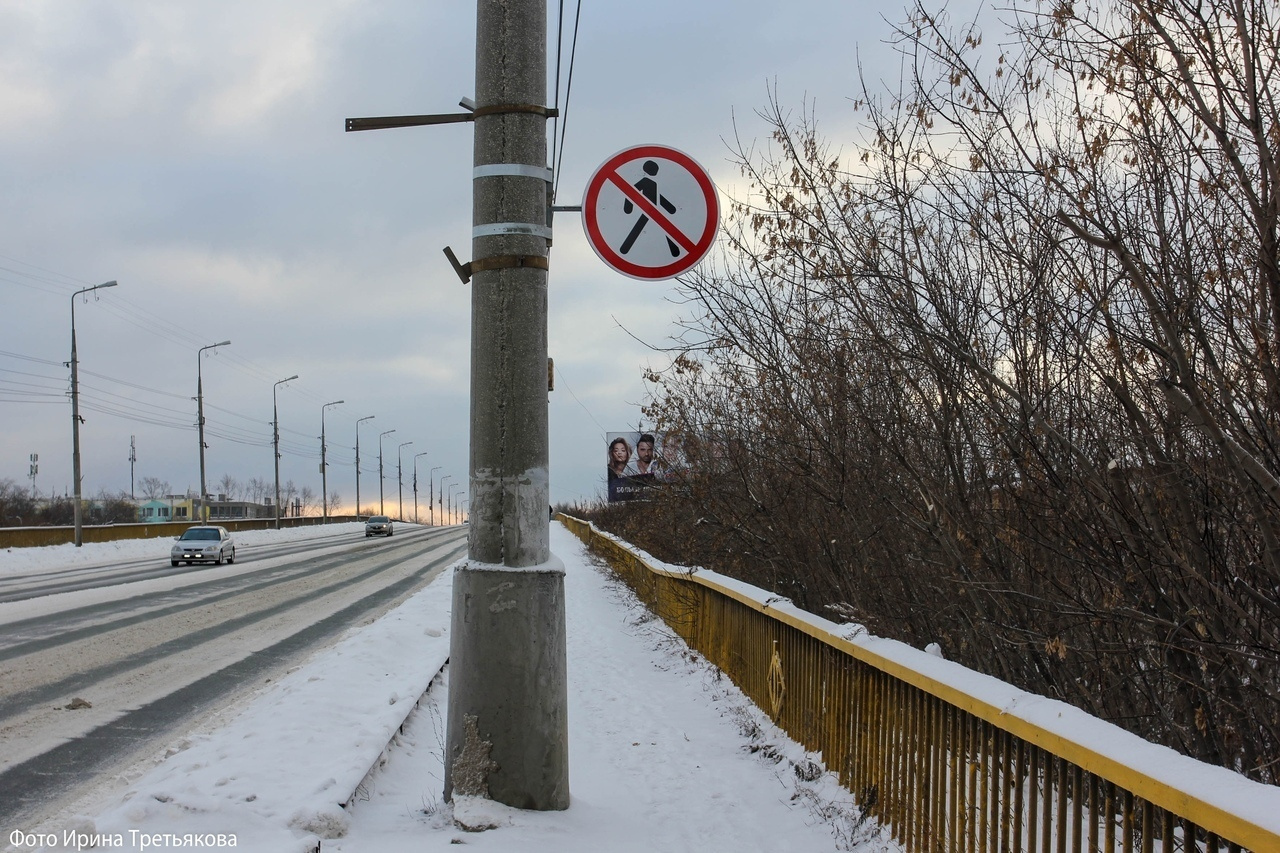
559,515,1280,853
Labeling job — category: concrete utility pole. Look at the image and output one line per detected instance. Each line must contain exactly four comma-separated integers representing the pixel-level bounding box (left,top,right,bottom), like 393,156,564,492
69,280,117,546
429,466,441,525
197,339,230,525
413,451,429,523
378,429,395,516
444,0,569,811
397,440,413,520
273,374,298,530
355,415,375,519
322,399,344,521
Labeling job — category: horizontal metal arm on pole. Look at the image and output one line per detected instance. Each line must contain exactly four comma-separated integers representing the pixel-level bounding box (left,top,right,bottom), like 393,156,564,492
346,104,559,133
345,113,473,132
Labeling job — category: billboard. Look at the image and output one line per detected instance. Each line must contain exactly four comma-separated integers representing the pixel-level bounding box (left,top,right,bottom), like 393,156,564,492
605,431,669,502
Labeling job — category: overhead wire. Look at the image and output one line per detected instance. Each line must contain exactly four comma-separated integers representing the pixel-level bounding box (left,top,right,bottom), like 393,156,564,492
0,258,354,423
551,0,584,205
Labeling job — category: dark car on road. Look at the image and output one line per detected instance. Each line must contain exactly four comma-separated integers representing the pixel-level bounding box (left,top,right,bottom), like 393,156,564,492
365,515,393,537
171,525,236,566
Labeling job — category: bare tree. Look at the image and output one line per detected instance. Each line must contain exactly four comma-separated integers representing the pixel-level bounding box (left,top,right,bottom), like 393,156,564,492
615,0,1280,782
137,476,170,500
246,476,268,505
281,480,298,517
217,474,240,501
299,486,317,517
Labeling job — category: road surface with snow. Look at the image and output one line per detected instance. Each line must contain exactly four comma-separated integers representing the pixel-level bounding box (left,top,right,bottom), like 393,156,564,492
0,524,466,832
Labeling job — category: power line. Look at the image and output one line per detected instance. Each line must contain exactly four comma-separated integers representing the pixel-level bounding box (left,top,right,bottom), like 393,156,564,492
551,0,584,204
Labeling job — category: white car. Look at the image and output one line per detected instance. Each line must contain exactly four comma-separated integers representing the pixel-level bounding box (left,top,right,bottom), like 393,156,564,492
171,525,236,566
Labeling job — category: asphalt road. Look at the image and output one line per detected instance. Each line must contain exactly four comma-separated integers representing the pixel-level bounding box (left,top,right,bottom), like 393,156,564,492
0,524,466,831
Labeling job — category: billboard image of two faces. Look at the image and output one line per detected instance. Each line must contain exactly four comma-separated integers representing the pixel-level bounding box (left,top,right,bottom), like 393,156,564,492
606,431,667,502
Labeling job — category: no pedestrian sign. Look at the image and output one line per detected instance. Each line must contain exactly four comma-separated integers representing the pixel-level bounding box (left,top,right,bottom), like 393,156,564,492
581,144,719,280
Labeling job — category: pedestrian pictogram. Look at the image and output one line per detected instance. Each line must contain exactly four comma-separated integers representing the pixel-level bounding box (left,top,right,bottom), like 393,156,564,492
582,144,719,280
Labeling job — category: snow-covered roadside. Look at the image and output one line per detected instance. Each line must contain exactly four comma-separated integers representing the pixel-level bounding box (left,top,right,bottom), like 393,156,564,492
327,523,890,853
0,523,370,575
7,523,887,853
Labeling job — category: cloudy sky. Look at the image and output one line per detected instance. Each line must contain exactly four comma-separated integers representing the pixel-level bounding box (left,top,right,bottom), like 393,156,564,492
0,0,970,515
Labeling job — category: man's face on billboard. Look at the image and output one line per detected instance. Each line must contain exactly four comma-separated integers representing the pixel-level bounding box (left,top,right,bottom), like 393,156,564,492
636,440,654,462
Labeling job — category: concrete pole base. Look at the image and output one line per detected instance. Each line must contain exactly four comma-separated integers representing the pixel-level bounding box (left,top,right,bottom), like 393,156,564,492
444,558,570,811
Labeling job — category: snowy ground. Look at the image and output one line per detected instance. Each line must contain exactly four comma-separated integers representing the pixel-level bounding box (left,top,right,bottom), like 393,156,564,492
4,523,891,853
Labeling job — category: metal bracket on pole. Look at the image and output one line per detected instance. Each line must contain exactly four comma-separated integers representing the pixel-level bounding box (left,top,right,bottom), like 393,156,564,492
444,246,549,285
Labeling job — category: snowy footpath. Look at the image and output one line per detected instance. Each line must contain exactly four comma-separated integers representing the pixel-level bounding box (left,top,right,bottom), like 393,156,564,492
10,523,891,853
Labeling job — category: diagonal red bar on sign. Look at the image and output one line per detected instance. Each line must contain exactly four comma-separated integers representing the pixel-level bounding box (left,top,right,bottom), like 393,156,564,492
605,169,700,256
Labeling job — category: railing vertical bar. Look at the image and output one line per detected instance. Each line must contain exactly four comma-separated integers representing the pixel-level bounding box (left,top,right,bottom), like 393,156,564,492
1123,789,1135,853
1057,756,1069,853
1029,746,1041,853
1042,751,1054,853
1088,773,1100,853
871,670,884,831
926,689,937,851
853,663,868,802
964,712,977,853
920,689,930,853
905,684,916,851
873,668,887,824
936,691,947,850
1152,794,1162,850
1072,763,1083,853
911,686,921,850
994,722,1006,853
975,720,988,852
829,655,843,786
884,673,897,843
904,679,916,848
998,722,1008,850
1103,781,1115,853
894,677,909,845
949,705,962,853
1012,736,1025,853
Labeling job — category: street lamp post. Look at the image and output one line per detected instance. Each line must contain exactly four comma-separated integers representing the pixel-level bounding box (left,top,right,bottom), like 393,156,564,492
355,415,375,520
438,474,453,527
272,374,299,530
378,429,395,515
197,340,232,524
321,400,344,522
413,452,429,523
397,441,413,520
429,467,441,526
453,484,468,525
69,280,118,547
459,498,469,524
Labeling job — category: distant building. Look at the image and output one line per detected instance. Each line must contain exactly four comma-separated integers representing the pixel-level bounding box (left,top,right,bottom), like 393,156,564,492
204,498,272,520
138,499,173,521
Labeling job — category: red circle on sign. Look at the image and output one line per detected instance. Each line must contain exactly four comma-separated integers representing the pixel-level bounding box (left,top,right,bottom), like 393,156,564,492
581,144,719,280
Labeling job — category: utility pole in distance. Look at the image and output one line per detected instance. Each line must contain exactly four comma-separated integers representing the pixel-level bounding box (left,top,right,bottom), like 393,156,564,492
69,280,117,546
444,0,568,811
